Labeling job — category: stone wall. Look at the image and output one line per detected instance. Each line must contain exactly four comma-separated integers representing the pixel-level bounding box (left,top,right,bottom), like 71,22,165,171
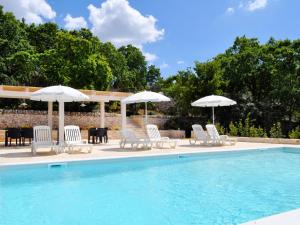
0,110,174,130
0,110,121,130
159,130,185,139
105,130,184,140
130,115,171,128
236,137,300,145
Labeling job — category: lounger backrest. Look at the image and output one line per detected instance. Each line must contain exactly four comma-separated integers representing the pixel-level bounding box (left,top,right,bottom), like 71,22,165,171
206,124,220,142
121,129,138,141
64,125,82,144
192,124,207,140
146,124,161,140
33,126,52,145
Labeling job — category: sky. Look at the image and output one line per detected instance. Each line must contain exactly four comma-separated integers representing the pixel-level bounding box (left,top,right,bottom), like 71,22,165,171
0,0,299,77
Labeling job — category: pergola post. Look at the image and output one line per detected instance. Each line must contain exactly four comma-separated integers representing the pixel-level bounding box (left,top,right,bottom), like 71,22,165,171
48,101,53,130
121,102,126,129
58,101,64,146
100,101,105,128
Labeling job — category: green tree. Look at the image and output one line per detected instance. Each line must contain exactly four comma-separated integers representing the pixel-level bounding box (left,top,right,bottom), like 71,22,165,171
26,23,59,53
6,51,42,86
118,45,147,91
146,65,162,91
0,6,32,57
99,42,128,90
162,69,198,116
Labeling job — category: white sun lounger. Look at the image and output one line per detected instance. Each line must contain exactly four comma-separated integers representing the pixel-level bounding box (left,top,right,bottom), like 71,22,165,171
64,125,92,153
190,124,211,145
31,125,58,155
146,124,177,149
120,129,152,150
206,124,236,146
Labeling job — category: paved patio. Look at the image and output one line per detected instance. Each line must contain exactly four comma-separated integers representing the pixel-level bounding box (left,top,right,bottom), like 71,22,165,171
0,139,288,166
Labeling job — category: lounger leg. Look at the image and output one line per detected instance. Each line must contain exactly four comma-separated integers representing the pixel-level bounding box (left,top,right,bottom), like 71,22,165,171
120,140,126,149
31,145,36,155
161,142,164,148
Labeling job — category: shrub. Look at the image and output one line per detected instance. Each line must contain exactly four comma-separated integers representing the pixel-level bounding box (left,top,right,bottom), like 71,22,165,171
248,126,267,137
289,127,300,139
249,126,259,137
244,113,251,137
257,127,268,138
238,119,246,136
270,122,283,138
229,122,238,136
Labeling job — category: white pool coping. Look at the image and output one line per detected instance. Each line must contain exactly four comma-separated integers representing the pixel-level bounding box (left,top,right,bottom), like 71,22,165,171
240,208,300,225
0,145,285,168
0,140,294,167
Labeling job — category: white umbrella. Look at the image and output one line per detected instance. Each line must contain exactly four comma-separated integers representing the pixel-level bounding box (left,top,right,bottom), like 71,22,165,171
191,95,236,124
121,91,170,124
31,85,89,145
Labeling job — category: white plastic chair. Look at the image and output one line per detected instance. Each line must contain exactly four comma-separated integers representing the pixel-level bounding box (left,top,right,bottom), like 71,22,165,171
120,129,152,150
190,124,211,145
146,124,177,149
64,125,92,153
206,124,236,146
31,126,58,155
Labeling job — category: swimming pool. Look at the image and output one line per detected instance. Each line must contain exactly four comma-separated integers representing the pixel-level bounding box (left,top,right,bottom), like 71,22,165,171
1,147,300,225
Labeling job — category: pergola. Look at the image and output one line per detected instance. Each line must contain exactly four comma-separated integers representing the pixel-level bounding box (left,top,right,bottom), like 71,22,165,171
0,85,131,129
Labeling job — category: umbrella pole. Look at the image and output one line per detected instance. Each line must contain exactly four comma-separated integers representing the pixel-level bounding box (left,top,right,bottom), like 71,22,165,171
59,101,64,152
145,102,148,125
212,107,215,125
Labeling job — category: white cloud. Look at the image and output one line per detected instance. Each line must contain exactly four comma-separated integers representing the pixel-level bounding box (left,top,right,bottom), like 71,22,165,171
0,0,56,24
87,0,164,48
226,7,235,15
160,62,169,69
177,60,185,65
64,14,88,30
246,0,268,11
144,52,158,62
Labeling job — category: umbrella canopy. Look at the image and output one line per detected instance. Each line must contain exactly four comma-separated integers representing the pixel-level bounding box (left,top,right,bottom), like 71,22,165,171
191,95,236,124
31,85,89,102
121,91,170,124
30,85,89,148
191,95,236,107
122,91,170,104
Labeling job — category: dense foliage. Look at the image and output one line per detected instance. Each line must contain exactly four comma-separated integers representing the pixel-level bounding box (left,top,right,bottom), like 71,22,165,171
161,37,300,136
1,6,300,136
0,6,161,92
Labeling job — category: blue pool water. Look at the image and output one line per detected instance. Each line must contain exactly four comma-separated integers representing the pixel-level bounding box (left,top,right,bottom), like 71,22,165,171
1,148,300,225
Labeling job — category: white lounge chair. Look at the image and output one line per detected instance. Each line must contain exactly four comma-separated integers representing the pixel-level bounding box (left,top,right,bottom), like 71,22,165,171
146,124,177,149
31,125,58,155
190,124,211,145
206,124,236,146
120,129,152,150
64,125,92,153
